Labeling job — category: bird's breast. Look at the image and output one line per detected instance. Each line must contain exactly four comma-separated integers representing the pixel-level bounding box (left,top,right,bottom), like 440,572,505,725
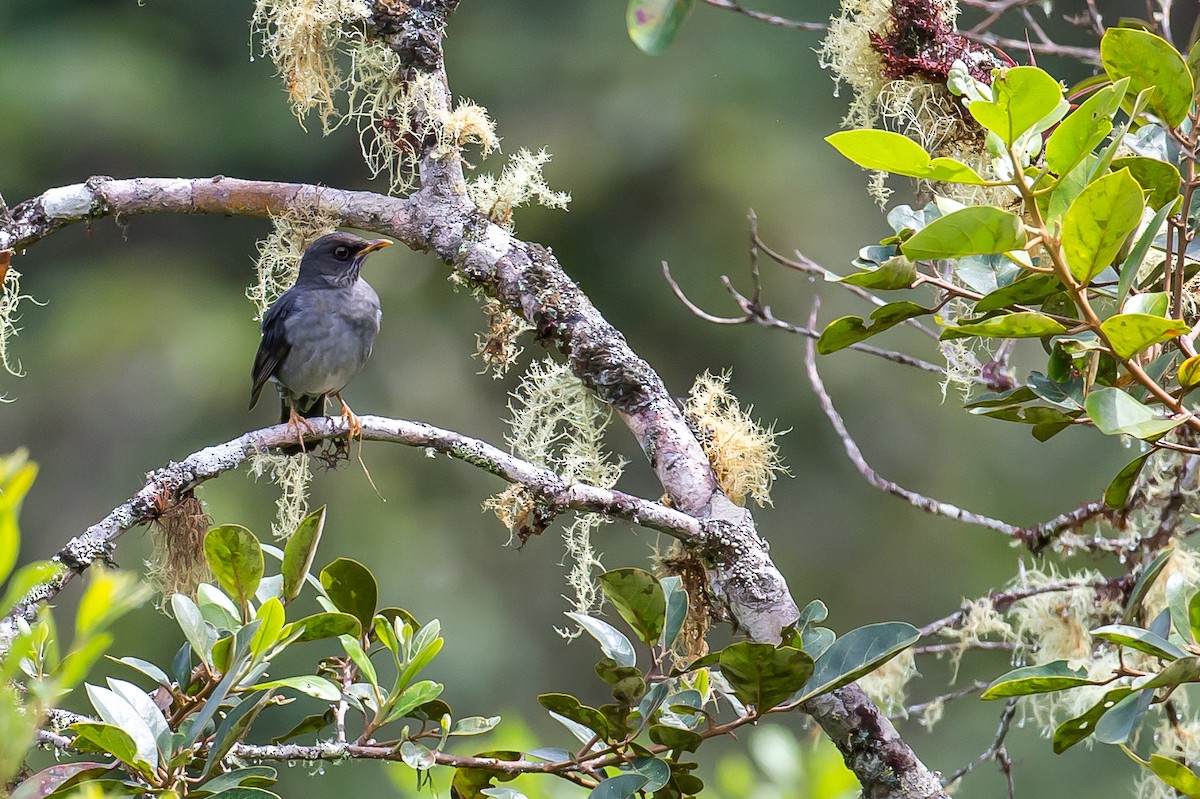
276,282,381,397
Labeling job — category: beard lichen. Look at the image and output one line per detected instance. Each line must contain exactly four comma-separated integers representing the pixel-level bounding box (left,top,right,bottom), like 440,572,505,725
683,371,786,507
248,208,341,320
0,252,38,391
473,296,532,378
251,0,370,131
490,358,626,635
858,648,919,717
146,492,213,602
248,449,313,541
467,148,572,231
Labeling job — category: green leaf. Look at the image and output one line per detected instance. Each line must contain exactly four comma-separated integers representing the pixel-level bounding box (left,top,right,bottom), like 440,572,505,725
832,256,916,290
204,525,264,609
248,675,342,701
400,740,436,770
451,716,502,736
660,575,688,651
1062,169,1145,284
250,597,285,658
1189,592,1200,645
648,724,703,753
283,611,361,644
202,695,273,778
385,680,445,723
1179,355,1200,390
625,757,672,792
111,656,172,687
599,568,666,647
981,660,1096,699
816,302,933,354
591,774,650,799
0,561,60,616
282,506,325,603
539,693,610,739
825,130,986,183
626,0,694,55
564,611,636,668
1105,453,1151,508
940,312,1067,340
271,712,332,744
968,66,1064,145
1053,687,1135,753
1085,387,1184,439
1147,755,1200,798
1045,79,1127,176
974,273,1062,313
1101,28,1194,127
1124,549,1174,623
10,763,111,799
320,558,378,631
1100,313,1189,358
1111,156,1182,210
1117,200,1175,309
901,206,1026,260
203,789,281,799
69,722,143,768
718,643,813,711
1095,689,1154,745
1135,655,1200,691
1091,623,1188,660
197,766,278,795
799,622,919,701
172,593,215,667
339,633,378,688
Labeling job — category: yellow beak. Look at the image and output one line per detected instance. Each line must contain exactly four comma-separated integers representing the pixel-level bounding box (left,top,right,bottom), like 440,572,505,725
360,239,394,255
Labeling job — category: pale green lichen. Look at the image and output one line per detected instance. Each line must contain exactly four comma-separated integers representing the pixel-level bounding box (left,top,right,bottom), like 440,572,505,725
493,358,625,634
858,649,918,717
468,148,571,231
0,256,33,388
248,450,312,540
938,597,1014,680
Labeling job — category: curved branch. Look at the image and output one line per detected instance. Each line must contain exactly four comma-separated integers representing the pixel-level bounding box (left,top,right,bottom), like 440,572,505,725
0,415,700,645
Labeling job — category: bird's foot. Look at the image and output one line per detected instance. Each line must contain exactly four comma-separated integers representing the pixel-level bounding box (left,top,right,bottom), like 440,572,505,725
285,407,317,451
334,394,363,442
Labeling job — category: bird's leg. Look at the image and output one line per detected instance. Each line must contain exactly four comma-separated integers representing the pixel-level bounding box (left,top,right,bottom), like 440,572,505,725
285,404,317,451
333,392,363,441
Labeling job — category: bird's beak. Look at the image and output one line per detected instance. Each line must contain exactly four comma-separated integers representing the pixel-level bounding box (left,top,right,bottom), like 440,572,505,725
359,239,394,255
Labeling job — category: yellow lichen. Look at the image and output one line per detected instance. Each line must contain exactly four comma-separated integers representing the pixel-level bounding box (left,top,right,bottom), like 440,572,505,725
683,371,786,507
467,148,571,231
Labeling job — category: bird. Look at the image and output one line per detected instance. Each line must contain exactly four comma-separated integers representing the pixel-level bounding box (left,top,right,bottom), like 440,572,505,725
249,231,393,451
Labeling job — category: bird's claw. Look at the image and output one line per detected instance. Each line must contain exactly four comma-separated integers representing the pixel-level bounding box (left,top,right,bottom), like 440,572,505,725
285,408,317,451
335,394,363,442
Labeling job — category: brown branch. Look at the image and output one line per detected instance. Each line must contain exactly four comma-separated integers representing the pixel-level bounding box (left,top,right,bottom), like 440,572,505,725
942,699,1018,795
701,0,828,30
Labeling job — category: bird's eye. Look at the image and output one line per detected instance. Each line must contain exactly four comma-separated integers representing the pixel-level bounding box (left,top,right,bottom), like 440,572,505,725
334,246,350,260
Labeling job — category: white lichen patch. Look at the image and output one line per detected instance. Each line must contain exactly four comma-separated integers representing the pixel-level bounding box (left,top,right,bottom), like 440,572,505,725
248,449,312,540
40,184,93,219
858,648,918,717
467,148,571,231
497,358,625,633
683,371,786,507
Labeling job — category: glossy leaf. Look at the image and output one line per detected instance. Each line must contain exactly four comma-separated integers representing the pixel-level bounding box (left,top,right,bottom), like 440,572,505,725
1053,687,1135,753
825,129,986,183
627,0,694,55
1105,453,1151,508
85,683,159,766
283,611,361,644
111,656,171,688
1085,387,1184,439
832,256,915,290
1111,156,1182,210
968,66,1064,145
384,679,445,723
599,568,666,647
540,693,609,739
1095,689,1154,745
974,274,1062,313
798,622,918,701
1062,169,1145,284
1147,755,1200,798
1117,201,1175,308
197,766,278,795
648,724,703,752
981,660,1096,699
1101,28,1194,127
625,757,672,792
816,302,933,354
203,694,273,777
718,642,813,711
659,575,688,651
204,525,264,608
1123,549,1174,623
1179,356,1200,390
1135,655,1200,691
9,763,110,799
339,633,378,688
940,312,1066,340
590,774,650,799
400,740,436,770
249,597,285,658
249,675,342,701
901,206,1026,260
1100,313,1189,358
564,611,636,667
68,722,143,768
282,506,325,603
1045,79,1127,176
1091,624,1187,660
319,558,378,630
451,716,502,736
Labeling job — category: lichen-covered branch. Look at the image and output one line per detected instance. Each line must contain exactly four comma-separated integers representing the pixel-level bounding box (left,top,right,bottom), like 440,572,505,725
0,415,699,646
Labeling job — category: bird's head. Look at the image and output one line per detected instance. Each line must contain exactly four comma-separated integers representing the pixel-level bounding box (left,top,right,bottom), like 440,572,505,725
296,232,393,288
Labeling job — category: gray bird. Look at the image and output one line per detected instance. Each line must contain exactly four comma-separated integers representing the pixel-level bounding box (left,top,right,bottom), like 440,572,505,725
249,232,393,449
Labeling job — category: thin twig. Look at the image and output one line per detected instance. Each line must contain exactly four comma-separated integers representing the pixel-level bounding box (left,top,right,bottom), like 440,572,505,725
943,699,1018,793
901,682,991,718
700,0,827,30
803,300,1023,538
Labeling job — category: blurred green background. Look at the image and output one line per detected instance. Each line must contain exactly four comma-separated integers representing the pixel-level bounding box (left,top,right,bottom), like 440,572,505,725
0,0,1157,796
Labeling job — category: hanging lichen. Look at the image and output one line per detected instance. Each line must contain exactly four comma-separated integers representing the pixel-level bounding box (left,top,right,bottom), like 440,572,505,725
473,297,532,378
0,252,43,393
488,358,625,635
467,148,571,231
248,450,313,540
247,207,341,320
146,492,213,602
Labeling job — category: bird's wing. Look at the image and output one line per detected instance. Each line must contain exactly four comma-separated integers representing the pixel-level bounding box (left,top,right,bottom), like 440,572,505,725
249,290,298,410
